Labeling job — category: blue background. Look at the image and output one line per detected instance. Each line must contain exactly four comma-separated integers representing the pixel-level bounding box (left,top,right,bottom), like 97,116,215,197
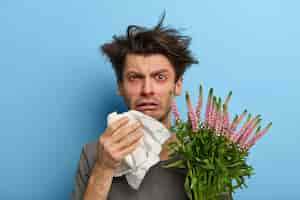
1,0,299,199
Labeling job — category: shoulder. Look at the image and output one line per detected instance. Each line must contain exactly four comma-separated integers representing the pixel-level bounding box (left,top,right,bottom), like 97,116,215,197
83,140,98,159
79,140,98,171
71,140,99,200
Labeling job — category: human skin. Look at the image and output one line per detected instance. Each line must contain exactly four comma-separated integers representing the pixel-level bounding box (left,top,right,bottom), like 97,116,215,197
118,53,182,128
84,53,182,200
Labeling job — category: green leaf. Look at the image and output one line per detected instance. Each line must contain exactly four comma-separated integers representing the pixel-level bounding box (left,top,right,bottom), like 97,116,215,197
184,176,193,200
162,159,186,169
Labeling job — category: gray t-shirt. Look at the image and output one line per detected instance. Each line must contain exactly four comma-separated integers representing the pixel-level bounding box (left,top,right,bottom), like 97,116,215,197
71,141,232,200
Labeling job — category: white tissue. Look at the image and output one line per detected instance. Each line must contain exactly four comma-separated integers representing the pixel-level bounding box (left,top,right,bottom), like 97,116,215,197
107,110,171,189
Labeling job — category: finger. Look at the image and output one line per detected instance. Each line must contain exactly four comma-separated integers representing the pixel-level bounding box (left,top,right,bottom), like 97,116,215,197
111,121,142,143
105,116,129,136
165,134,178,144
115,130,143,151
118,137,143,158
101,121,141,154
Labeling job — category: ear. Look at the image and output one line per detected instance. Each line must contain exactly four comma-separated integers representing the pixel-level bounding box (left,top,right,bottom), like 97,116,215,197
117,81,124,96
174,77,183,96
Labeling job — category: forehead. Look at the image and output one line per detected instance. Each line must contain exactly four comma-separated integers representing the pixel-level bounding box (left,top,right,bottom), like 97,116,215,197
123,53,175,74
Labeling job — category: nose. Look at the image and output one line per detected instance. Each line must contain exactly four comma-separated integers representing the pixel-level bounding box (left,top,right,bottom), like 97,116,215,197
141,77,154,96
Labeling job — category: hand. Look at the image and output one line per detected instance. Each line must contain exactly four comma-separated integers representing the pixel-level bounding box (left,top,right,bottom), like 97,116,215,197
96,117,144,171
159,133,178,160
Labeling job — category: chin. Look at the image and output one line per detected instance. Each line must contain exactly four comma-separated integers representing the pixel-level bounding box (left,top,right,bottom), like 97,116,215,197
139,110,156,116
137,110,160,119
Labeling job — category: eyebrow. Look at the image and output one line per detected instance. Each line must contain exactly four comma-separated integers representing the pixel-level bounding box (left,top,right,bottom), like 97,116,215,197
126,69,169,77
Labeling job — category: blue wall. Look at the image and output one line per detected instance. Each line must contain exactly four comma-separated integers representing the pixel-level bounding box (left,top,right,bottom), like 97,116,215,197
1,0,299,199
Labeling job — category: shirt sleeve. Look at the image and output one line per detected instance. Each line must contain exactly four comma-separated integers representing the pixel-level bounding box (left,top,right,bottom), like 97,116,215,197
71,145,91,200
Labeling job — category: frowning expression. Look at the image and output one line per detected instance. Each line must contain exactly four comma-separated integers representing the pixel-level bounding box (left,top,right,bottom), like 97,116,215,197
118,53,182,122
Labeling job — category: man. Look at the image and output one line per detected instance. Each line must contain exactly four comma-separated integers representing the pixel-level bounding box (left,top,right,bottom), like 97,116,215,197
71,15,231,200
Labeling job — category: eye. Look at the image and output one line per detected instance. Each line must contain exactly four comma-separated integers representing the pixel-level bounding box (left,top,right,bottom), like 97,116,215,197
128,75,138,81
156,73,167,81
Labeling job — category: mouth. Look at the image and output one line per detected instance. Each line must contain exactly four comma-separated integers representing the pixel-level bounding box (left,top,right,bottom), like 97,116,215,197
135,101,159,111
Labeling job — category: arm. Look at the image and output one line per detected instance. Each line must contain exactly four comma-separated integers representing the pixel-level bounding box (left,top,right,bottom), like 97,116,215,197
83,162,114,200
71,146,114,200
72,116,143,200
71,146,92,200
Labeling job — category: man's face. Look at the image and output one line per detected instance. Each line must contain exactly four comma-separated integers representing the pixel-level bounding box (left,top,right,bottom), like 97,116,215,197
118,53,182,122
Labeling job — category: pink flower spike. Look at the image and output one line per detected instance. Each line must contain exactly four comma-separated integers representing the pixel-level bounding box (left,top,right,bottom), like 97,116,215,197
221,91,232,133
171,98,181,124
245,122,272,148
240,117,261,146
239,115,261,145
232,133,240,143
186,92,198,132
228,114,238,135
241,126,261,148
224,91,233,108
189,111,198,133
230,109,248,131
222,104,230,135
229,130,239,142
209,96,217,129
255,126,262,135
227,129,235,141
205,88,213,126
215,98,223,133
236,113,253,143
196,85,203,123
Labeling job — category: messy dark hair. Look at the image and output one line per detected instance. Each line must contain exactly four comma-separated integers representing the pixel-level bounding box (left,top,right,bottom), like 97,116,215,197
101,13,198,83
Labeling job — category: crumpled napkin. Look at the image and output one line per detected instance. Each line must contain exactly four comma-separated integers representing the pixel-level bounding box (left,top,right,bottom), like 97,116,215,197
107,110,171,190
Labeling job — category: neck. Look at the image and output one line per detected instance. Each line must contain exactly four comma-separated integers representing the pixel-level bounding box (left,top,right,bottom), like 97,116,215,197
159,111,174,161
160,110,172,129
161,116,171,129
